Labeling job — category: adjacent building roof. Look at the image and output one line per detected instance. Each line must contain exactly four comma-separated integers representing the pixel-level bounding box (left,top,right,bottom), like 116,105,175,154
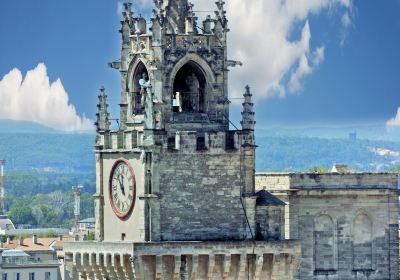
331,164,351,173
255,190,286,206
1,236,73,252
0,218,15,230
78,217,95,224
2,249,30,257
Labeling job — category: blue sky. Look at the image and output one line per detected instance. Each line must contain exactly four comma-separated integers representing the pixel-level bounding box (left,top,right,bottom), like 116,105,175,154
0,0,400,131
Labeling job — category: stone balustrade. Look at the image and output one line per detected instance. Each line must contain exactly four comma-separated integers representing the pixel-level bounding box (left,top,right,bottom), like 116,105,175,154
64,240,301,280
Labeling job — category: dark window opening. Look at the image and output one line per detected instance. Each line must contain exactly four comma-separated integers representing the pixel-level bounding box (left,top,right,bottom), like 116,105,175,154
167,137,176,151
196,136,207,151
226,132,236,150
173,62,206,113
121,233,126,241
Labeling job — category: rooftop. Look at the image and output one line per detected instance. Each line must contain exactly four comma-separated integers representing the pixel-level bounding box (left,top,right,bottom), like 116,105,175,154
256,190,286,206
1,235,73,252
1,249,29,258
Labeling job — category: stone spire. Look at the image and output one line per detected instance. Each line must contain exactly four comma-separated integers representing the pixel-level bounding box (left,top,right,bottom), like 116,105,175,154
95,86,110,132
120,1,135,45
215,0,228,28
241,85,256,131
185,2,198,34
152,0,194,34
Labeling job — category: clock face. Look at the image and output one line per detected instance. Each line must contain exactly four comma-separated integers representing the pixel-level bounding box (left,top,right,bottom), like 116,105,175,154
109,158,136,219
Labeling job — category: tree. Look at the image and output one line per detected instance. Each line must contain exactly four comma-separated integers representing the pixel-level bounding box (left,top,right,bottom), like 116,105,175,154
8,206,36,225
308,166,329,173
389,165,400,173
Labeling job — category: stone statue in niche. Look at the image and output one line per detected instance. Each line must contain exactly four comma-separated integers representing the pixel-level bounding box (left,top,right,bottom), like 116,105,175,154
139,72,150,108
185,74,200,112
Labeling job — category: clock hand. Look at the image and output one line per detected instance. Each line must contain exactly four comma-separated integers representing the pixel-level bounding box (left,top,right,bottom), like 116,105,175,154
117,174,125,196
120,174,126,196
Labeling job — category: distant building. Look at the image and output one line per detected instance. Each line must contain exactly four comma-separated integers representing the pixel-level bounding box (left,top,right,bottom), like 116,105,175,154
331,163,351,173
0,217,15,232
349,132,357,141
0,235,72,280
0,249,59,280
77,217,95,233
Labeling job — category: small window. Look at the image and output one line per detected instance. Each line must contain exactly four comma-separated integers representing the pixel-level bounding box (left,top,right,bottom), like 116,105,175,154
225,132,235,150
167,137,176,150
2,273,7,280
121,233,126,241
45,272,50,280
14,273,20,280
29,273,35,280
196,136,206,150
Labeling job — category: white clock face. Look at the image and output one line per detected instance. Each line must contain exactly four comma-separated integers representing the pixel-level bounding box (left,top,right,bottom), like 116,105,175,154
109,159,136,219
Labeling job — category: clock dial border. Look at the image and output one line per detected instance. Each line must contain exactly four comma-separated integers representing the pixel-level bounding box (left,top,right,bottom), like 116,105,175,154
108,157,136,219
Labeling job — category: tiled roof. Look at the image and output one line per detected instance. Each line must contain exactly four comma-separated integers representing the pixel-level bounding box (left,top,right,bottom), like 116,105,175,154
78,217,95,224
1,236,73,251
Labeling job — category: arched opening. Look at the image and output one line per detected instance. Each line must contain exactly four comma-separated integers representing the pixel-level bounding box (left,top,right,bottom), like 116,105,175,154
314,214,335,271
131,61,149,115
353,213,373,270
172,62,206,113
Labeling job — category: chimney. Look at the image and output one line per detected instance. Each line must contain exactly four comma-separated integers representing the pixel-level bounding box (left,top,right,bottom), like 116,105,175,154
18,237,24,246
6,236,10,244
32,234,37,245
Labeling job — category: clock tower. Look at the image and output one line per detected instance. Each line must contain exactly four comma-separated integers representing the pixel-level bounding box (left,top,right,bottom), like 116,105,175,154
94,0,257,243
65,1,302,279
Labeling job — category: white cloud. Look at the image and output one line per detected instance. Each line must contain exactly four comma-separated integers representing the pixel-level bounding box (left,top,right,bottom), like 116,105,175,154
341,12,352,28
387,107,400,127
0,63,93,132
190,0,353,100
289,45,325,93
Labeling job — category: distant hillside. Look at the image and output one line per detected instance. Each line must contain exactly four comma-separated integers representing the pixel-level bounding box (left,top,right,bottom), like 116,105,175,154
1,127,400,196
256,135,400,172
0,133,94,173
0,119,58,134
257,123,400,142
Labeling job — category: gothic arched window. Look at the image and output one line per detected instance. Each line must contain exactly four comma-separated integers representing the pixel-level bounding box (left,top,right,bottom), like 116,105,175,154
314,214,335,271
172,61,206,113
131,61,149,115
353,213,373,270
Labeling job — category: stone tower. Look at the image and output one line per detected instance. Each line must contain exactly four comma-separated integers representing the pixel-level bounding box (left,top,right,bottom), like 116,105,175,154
94,0,260,243
65,2,300,279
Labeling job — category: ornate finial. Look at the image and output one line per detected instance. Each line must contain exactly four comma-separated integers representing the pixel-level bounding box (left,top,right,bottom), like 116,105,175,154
123,1,134,22
95,86,110,132
153,0,162,9
215,0,227,27
241,85,256,131
188,2,195,16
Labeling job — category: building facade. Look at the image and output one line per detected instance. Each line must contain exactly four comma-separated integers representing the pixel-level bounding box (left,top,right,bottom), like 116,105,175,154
256,172,399,280
0,249,59,280
63,1,399,279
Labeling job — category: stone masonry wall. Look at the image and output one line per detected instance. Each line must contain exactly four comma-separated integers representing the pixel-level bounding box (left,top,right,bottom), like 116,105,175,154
157,152,249,241
255,173,399,280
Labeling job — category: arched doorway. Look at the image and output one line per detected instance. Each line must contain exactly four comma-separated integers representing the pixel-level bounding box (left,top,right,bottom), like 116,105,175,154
172,61,206,113
131,61,149,115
